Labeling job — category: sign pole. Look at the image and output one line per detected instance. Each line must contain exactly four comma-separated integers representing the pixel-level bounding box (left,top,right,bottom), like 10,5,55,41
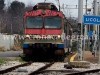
93,0,98,57
98,34,100,64
83,0,88,60
78,0,83,61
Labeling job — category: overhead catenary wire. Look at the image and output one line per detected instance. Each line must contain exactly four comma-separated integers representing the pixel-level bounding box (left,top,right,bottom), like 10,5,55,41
54,0,73,28
60,4,92,9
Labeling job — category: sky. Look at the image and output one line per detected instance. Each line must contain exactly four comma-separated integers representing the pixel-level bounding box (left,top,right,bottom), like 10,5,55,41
5,0,99,18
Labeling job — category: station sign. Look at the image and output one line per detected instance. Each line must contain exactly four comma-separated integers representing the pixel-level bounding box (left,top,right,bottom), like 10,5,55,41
83,15,100,25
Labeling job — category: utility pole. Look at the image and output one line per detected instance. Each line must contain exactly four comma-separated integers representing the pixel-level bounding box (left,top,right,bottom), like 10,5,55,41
83,0,88,60
97,2,100,48
96,2,100,64
85,0,88,15
78,0,83,61
93,0,98,57
57,0,61,11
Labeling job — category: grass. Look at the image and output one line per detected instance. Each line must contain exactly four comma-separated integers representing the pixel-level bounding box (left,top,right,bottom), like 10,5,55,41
0,57,26,66
14,57,26,63
0,58,6,65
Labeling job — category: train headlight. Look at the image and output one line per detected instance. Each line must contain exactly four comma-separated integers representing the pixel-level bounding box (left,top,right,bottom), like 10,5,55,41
25,35,30,39
26,35,30,38
58,35,61,39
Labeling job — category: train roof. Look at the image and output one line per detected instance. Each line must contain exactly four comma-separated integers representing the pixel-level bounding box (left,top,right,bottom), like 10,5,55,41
33,2,58,11
24,3,64,18
24,9,64,18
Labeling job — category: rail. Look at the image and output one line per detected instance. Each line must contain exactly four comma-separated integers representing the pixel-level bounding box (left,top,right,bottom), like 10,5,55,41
67,68,100,75
29,62,55,75
0,62,32,74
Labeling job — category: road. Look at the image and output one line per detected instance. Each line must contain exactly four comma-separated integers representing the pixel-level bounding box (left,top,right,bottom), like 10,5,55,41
0,51,22,57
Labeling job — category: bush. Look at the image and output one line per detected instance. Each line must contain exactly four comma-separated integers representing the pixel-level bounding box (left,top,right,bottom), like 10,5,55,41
0,46,5,51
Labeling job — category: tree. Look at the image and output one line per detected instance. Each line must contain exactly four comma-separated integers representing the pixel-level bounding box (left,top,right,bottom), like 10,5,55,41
8,1,25,34
0,0,5,12
9,1,25,16
0,0,5,33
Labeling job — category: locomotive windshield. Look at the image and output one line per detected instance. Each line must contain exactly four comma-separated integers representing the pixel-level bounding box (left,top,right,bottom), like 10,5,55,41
26,17,62,28
26,17,43,28
45,17,62,28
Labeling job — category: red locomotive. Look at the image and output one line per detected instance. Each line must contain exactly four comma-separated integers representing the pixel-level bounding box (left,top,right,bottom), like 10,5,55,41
23,3,72,57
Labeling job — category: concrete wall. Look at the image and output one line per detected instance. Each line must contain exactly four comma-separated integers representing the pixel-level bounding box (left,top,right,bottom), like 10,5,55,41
0,34,15,50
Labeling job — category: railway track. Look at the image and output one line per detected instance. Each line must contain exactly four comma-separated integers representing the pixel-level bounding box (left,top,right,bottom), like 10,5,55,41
0,51,76,75
35,65,100,75
0,62,32,74
67,68,100,75
1,53,100,75
0,62,55,75
29,62,54,75
1,61,100,75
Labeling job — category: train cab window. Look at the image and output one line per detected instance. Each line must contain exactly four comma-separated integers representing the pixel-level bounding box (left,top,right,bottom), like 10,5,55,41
26,17,43,28
44,17,62,28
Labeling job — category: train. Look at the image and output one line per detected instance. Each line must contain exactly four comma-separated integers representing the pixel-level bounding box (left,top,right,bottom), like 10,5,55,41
23,3,72,58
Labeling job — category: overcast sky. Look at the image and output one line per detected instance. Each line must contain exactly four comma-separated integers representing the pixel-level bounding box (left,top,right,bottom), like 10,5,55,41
5,0,98,17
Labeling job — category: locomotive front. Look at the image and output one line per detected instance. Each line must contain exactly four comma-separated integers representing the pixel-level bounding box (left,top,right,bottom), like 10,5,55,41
23,3,65,57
